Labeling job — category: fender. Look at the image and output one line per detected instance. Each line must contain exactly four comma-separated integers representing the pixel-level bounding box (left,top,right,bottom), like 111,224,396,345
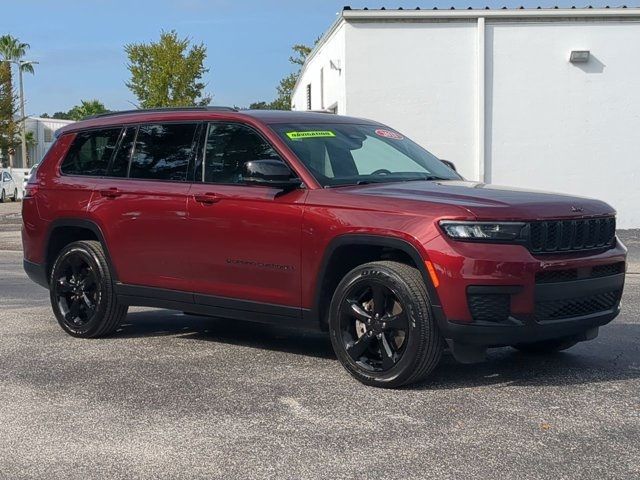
305,234,442,328
44,217,118,282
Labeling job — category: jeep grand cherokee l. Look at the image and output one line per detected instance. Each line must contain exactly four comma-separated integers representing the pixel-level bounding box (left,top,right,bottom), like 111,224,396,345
22,107,627,388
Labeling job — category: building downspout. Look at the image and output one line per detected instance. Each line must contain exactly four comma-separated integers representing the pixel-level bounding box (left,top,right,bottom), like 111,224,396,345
477,16,486,183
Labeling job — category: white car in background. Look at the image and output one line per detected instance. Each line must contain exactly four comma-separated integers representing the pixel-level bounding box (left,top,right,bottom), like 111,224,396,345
0,170,18,202
23,163,39,192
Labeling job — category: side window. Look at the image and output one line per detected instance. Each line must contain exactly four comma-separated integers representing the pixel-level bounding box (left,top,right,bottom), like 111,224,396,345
201,123,282,184
129,123,197,181
2,172,10,181
107,127,136,178
60,128,122,176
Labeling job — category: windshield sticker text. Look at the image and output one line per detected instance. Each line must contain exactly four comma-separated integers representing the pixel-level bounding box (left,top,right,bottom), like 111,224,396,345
375,129,404,140
286,130,336,140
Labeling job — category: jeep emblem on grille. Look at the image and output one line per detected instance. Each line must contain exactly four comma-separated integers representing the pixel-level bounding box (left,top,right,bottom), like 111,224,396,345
570,206,584,213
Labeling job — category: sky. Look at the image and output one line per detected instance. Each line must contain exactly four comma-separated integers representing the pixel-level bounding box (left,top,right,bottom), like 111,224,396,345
2,0,639,115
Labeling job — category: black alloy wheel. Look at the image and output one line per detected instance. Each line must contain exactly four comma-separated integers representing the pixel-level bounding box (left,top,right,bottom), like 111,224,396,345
53,252,100,329
329,261,443,388
50,240,127,337
339,282,409,372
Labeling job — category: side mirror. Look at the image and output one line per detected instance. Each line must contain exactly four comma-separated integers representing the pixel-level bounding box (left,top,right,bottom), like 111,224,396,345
440,159,457,172
242,159,302,190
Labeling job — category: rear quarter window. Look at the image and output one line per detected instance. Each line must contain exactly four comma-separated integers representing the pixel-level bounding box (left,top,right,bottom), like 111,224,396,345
60,128,122,176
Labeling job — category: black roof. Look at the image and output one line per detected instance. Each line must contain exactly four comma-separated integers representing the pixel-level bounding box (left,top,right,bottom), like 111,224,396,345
84,106,238,120
60,108,380,135
240,109,380,125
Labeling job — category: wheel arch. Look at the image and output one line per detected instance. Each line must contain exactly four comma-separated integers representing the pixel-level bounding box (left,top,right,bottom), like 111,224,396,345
307,234,441,330
44,218,117,284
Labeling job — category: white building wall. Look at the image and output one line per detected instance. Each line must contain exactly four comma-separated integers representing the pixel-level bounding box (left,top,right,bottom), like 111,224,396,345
343,21,479,179
486,21,640,229
292,23,346,113
14,117,74,168
292,10,640,227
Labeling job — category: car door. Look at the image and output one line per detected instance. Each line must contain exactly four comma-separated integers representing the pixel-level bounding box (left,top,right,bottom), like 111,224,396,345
7,172,16,196
1,172,9,195
187,121,306,309
88,122,200,292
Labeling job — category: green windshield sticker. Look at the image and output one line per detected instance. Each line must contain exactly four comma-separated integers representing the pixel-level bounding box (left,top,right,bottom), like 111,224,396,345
286,130,336,140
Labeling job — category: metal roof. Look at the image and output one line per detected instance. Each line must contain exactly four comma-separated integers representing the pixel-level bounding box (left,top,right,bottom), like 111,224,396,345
343,5,636,11
339,4,640,18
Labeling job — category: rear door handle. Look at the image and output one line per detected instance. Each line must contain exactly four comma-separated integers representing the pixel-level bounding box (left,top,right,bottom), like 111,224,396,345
99,188,122,199
193,193,220,205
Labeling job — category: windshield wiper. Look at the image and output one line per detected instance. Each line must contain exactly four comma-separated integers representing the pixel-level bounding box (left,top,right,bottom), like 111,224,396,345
324,180,375,188
324,176,449,188
401,176,448,182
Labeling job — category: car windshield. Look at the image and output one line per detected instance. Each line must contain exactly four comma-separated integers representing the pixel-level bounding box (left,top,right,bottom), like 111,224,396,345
272,123,461,187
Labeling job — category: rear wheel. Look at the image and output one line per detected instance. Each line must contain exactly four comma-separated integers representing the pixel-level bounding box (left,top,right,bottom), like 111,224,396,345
0,189,5,202
328,261,442,388
49,240,127,337
512,337,578,354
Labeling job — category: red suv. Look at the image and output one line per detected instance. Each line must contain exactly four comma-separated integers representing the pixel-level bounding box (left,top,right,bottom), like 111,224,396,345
22,108,627,388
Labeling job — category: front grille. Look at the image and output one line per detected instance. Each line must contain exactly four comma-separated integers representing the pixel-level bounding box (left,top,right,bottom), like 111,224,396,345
592,262,625,278
468,294,510,322
535,289,622,321
536,269,578,283
528,217,616,254
535,262,625,284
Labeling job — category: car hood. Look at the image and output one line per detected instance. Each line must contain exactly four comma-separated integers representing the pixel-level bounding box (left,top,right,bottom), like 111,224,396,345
341,180,615,220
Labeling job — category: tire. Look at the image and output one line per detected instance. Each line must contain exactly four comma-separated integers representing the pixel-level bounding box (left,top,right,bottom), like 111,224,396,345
328,261,443,388
0,189,5,202
512,337,579,354
11,188,17,201
49,240,128,338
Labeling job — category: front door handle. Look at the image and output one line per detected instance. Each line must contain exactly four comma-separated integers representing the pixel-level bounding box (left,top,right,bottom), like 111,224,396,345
193,193,220,205
99,188,122,199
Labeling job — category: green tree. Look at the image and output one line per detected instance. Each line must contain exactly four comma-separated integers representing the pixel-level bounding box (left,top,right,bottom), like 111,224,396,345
0,35,36,167
41,100,110,121
250,42,315,111
0,62,17,167
51,111,72,120
248,101,270,110
67,99,109,120
125,30,211,108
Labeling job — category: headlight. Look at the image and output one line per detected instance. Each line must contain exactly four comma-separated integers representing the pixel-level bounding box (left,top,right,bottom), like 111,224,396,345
439,221,526,242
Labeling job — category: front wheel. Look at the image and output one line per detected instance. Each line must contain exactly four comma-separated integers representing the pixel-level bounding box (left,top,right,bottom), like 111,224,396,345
49,240,128,337
0,189,5,202
11,188,17,201
328,261,442,388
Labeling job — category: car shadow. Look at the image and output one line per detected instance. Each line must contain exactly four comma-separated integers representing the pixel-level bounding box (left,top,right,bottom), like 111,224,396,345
116,310,640,389
116,309,336,360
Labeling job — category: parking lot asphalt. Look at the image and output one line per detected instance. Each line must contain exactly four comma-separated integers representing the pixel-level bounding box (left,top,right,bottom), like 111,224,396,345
1,201,639,479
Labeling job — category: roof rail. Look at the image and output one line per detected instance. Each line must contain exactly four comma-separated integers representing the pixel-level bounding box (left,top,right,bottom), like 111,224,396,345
83,106,238,120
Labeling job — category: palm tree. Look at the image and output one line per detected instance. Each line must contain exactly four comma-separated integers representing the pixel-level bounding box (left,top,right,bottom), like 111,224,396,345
0,35,36,167
68,99,110,120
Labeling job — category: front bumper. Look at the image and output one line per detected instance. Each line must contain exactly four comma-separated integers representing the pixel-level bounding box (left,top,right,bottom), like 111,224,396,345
425,235,626,347
433,305,619,347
